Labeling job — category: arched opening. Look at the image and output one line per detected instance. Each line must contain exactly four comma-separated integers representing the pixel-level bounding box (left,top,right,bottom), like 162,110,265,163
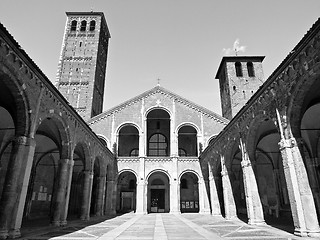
178,126,198,156
117,171,136,213
230,150,247,220
90,159,100,216
80,20,86,31
180,172,199,213
89,20,96,31
22,118,64,227
70,20,77,31
147,109,170,156
254,119,293,231
235,62,243,77
0,107,15,199
247,62,255,77
300,101,320,218
67,143,86,220
118,125,139,157
147,171,170,213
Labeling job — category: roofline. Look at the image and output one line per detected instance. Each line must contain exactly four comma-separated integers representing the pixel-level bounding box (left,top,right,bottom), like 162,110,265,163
215,56,265,79
65,11,111,38
89,85,229,124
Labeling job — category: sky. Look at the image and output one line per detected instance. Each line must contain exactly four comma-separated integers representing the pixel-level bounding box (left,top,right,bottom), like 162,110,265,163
0,1,319,115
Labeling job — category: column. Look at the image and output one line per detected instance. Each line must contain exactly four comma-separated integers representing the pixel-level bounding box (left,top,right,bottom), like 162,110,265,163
51,158,69,226
61,159,74,226
199,178,211,214
80,170,91,220
86,173,94,220
95,176,106,216
104,180,116,215
220,155,237,220
136,180,146,214
169,157,179,213
0,136,35,239
208,162,221,216
279,137,320,237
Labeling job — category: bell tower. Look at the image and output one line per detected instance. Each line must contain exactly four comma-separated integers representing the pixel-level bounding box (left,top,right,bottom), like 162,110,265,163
56,12,111,121
216,56,265,120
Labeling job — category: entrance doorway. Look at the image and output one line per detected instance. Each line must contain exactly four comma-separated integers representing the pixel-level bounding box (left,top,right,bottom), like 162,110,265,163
147,172,170,213
150,189,165,213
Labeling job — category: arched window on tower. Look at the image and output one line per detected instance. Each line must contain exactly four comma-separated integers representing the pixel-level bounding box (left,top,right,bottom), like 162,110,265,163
247,62,255,77
235,62,243,77
178,126,198,157
80,20,87,31
90,20,96,31
71,20,77,31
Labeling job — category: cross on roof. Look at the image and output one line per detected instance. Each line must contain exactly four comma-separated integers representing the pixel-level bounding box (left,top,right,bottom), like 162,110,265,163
156,78,161,86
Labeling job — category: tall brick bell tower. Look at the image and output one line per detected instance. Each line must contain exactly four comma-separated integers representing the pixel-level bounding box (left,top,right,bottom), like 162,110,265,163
56,12,110,121
216,56,265,120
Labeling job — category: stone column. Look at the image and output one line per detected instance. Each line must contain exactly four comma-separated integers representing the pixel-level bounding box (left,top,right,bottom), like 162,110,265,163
61,159,74,226
239,139,265,225
86,173,94,220
95,176,106,216
169,157,179,213
199,178,211,214
208,162,221,216
0,136,35,239
136,180,145,214
51,158,69,226
104,180,116,215
220,155,237,220
279,137,320,237
80,170,91,220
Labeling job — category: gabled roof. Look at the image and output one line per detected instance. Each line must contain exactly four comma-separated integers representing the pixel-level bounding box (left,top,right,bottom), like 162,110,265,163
88,85,229,125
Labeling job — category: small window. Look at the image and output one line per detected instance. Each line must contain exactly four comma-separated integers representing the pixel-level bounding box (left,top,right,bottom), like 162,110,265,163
90,20,96,31
71,20,77,31
247,62,255,77
235,62,243,77
80,20,87,31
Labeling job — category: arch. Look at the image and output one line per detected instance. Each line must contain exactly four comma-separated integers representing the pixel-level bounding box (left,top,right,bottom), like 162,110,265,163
235,62,243,77
147,170,170,213
80,20,87,31
89,20,96,31
178,125,198,157
247,62,255,77
145,169,171,183
175,122,200,134
115,122,142,135
118,124,139,157
70,20,77,31
73,141,90,171
145,106,172,118
179,171,199,213
117,170,137,213
207,135,217,146
178,169,201,182
118,169,138,180
96,134,110,149
147,109,170,157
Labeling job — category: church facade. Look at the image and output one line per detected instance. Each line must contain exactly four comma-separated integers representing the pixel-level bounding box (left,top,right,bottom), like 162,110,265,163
0,11,320,239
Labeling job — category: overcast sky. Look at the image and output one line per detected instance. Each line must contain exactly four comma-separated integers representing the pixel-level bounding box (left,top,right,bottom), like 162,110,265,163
0,0,319,115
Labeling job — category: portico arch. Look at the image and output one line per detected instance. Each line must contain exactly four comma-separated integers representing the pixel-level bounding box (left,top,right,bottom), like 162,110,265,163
179,171,199,213
117,170,137,213
147,170,170,213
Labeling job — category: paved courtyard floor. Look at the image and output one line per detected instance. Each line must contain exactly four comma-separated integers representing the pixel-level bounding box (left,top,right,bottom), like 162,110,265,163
18,213,318,240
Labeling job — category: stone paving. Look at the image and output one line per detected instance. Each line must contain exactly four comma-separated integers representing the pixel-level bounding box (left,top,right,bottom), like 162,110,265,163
18,213,318,240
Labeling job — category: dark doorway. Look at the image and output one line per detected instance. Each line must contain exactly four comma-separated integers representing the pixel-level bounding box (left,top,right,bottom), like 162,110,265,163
150,189,165,213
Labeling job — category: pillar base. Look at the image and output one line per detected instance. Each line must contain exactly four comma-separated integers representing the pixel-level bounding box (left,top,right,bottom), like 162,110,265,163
60,220,67,226
8,229,21,239
51,220,60,227
294,228,320,237
199,209,211,215
0,230,8,240
248,219,265,225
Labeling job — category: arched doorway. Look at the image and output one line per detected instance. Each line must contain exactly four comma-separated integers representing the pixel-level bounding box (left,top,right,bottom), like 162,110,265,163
147,109,170,156
117,171,136,213
178,126,198,156
180,172,199,213
147,171,170,213
118,125,139,156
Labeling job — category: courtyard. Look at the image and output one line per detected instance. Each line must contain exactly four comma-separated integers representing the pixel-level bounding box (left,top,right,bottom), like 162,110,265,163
18,213,316,240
